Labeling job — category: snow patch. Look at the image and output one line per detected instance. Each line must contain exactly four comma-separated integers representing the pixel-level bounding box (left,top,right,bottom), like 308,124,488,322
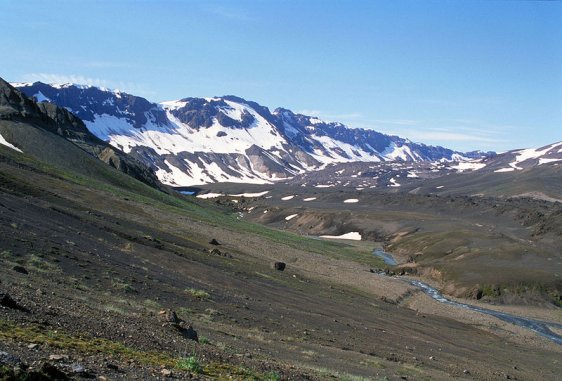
389,178,401,187
281,195,295,201
495,167,515,173
451,161,486,172
229,191,270,197
196,193,225,199
539,158,562,165
343,198,359,203
33,91,51,102
508,143,560,169
0,133,22,153
320,232,362,241
285,214,298,221
303,197,317,201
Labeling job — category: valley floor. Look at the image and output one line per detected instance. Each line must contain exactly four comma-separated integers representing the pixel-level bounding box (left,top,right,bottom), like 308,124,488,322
1,151,561,380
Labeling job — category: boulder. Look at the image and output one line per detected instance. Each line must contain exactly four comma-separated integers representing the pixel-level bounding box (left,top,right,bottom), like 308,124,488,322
209,248,221,256
209,248,233,258
12,265,28,275
159,309,180,325
159,310,198,342
40,362,69,380
183,325,199,342
209,238,220,245
273,262,286,271
0,293,30,312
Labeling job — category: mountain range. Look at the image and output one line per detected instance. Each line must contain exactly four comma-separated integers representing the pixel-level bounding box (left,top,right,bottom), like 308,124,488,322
14,81,478,186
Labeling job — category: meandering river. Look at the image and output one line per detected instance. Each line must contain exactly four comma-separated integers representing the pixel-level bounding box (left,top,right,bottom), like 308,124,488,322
373,249,562,345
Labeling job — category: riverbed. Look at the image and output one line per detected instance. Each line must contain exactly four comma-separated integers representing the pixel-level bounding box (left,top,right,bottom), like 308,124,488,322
373,248,562,345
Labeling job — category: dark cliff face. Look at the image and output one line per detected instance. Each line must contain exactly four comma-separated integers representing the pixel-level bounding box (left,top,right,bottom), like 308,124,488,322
1,78,161,189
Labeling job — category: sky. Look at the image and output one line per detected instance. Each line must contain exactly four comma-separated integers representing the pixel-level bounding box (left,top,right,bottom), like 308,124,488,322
1,0,561,152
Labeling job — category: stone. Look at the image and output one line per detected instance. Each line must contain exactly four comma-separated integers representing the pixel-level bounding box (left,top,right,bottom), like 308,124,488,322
12,265,28,275
161,368,172,377
183,325,199,342
71,363,86,374
27,344,38,350
209,238,220,245
209,248,222,256
273,262,286,271
40,363,69,380
49,354,68,361
0,293,29,312
0,351,22,366
106,362,119,370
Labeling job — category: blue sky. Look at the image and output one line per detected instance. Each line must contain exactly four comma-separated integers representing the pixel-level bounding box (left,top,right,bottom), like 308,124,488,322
1,0,561,152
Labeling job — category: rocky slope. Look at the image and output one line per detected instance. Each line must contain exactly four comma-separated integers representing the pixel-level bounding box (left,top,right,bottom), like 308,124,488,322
14,82,472,186
0,78,160,188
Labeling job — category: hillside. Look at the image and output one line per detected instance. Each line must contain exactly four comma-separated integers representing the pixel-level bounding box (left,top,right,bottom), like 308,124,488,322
0,78,159,189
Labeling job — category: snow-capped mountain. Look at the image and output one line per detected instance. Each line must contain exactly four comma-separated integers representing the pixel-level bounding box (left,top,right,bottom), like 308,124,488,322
15,82,471,186
478,142,562,173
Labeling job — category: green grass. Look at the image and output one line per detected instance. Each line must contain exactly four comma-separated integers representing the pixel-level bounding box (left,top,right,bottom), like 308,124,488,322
0,319,282,380
176,356,203,373
185,288,211,299
112,279,138,294
0,318,175,367
265,371,282,381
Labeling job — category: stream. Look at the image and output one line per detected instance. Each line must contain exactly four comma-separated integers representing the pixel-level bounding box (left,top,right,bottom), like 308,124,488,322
373,249,562,345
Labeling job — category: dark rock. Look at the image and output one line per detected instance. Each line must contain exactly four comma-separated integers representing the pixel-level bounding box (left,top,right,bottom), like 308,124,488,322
159,310,199,342
0,351,22,366
380,296,396,304
0,292,30,312
70,363,88,375
106,363,119,371
183,325,199,342
384,269,395,276
209,238,220,245
159,309,180,324
473,288,484,300
209,248,222,256
385,353,399,362
273,262,286,271
40,362,69,380
12,265,28,274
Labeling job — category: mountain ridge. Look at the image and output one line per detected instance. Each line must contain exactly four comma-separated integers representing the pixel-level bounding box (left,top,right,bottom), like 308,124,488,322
15,81,484,186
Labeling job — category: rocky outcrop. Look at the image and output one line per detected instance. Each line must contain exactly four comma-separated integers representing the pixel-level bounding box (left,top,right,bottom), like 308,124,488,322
0,78,160,189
